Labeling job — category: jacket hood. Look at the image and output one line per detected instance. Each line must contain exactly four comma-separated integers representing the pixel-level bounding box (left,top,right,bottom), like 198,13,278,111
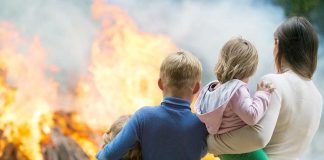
194,79,245,134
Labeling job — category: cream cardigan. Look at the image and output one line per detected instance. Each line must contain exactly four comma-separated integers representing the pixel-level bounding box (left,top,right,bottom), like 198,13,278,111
207,70,323,160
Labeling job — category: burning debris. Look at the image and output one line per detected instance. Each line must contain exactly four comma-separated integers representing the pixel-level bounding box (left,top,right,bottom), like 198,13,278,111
41,128,89,160
0,112,96,160
40,112,99,160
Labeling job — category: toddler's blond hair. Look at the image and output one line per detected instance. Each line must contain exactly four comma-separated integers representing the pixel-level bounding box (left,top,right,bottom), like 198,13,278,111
103,115,141,160
215,37,258,83
160,51,202,89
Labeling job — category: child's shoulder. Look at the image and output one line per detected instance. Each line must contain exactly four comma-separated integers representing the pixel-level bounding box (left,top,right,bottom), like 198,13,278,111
132,106,161,123
136,106,158,112
134,106,160,117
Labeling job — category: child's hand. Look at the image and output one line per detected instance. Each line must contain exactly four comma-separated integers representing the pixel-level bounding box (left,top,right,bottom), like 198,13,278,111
257,80,275,93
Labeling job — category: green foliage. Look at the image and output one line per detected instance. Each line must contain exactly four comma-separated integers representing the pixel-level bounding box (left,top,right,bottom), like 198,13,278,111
273,0,324,35
273,0,320,17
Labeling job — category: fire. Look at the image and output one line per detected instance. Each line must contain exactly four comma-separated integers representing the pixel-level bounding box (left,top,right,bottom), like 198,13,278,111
51,111,99,160
0,1,218,160
0,23,57,160
74,0,176,130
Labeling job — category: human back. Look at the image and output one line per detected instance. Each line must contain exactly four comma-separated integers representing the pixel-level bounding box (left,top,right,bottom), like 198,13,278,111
263,16,323,159
138,104,207,160
263,71,322,159
138,50,208,159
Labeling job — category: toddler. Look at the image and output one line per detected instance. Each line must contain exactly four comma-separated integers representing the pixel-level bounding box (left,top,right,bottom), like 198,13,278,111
195,37,274,160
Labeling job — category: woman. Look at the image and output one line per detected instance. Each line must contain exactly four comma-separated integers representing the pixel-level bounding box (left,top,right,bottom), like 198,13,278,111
207,17,323,160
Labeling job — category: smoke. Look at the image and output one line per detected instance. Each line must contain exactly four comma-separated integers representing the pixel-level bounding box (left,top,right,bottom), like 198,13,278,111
108,0,285,85
107,0,324,89
0,0,96,85
0,0,323,159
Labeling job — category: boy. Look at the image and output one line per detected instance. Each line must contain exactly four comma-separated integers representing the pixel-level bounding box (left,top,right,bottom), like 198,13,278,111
96,51,208,160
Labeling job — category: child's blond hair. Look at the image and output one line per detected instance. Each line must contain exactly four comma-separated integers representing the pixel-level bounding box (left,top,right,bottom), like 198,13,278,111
214,37,258,83
103,115,141,160
160,51,202,89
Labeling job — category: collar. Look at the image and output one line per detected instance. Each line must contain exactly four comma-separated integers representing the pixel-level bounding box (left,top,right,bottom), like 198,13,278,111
161,97,191,110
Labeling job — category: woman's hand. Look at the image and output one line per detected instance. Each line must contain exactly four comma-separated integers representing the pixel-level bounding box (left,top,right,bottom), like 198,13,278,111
257,80,275,93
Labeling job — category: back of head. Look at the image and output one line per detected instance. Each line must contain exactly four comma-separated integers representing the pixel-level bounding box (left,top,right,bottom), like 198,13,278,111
160,51,202,89
275,16,318,79
214,37,258,83
103,115,131,144
103,115,142,160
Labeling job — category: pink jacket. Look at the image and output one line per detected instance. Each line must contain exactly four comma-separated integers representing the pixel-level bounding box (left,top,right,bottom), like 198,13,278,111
195,79,270,134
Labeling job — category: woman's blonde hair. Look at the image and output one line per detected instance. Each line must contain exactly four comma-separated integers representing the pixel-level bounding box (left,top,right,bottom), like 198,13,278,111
103,115,141,160
215,37,258,83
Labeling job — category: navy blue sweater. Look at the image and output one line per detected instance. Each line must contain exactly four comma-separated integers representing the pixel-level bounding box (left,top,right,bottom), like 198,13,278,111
96,97,208,160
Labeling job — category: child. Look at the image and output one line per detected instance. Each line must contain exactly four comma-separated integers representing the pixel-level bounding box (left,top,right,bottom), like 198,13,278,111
102,115,141,160
96,51,208,160
195,37,274,160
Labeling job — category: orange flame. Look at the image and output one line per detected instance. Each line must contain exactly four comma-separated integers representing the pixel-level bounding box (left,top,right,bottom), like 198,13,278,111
74,0,176,130
0,22,58,160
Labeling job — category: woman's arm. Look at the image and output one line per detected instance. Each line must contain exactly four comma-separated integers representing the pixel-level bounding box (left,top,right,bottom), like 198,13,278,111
207,76,282,155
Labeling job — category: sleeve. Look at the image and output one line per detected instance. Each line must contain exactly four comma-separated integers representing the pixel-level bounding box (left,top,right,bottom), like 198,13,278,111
96,110,143,160
230,86,271,125
207,76,282,155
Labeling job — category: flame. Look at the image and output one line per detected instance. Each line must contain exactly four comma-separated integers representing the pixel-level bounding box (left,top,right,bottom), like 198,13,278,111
52,112,99,160
0,23,58,160
74,0,176,130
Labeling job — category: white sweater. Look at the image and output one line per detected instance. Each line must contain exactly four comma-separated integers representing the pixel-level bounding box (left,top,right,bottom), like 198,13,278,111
207,70,323,160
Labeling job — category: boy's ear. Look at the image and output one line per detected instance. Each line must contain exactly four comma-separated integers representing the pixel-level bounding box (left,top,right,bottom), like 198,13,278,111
192,81,201,94
158,78,164,91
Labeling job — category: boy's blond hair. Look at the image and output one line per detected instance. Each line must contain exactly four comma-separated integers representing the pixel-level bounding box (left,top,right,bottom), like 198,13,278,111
214,37,258,83
160,51,202,89
103,115,141,160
